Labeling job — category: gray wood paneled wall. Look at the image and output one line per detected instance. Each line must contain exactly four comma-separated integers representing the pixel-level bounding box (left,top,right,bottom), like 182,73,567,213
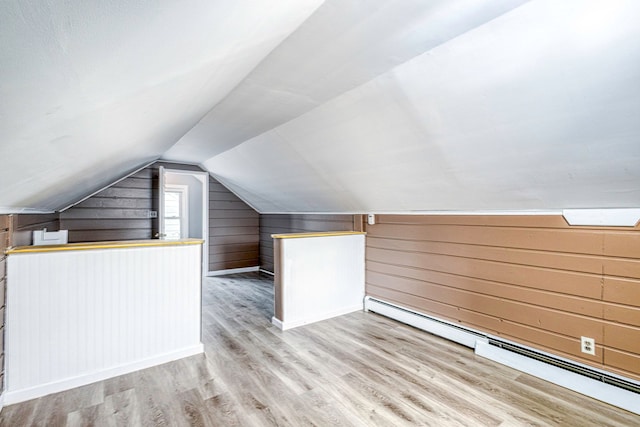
11,214,61,246
365,214,640,382
259,214,362,272
209,179,259,271
60,161,259,272
60,167,156,242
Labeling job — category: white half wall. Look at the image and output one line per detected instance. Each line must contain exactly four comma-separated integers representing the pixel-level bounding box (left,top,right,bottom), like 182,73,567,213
272,232,365,330
5,241,204,404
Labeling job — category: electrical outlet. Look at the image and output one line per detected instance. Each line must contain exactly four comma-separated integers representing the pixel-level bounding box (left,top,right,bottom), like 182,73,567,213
581,336,595,355
147,210,158,219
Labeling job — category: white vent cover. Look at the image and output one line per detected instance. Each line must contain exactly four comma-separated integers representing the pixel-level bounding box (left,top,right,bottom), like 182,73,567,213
562,209,640,227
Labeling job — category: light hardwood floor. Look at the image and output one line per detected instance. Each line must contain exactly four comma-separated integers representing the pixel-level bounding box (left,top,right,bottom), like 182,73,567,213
1,272,638,426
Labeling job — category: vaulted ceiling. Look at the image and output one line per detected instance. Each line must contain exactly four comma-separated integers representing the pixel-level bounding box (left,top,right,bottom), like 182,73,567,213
1,0,639,213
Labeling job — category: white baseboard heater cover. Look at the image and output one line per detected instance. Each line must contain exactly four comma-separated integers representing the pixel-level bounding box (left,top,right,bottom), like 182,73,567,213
364,297,640,415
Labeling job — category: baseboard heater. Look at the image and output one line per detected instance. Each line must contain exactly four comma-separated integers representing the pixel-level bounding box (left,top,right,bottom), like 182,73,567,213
487,339,640,394
364,297,640,415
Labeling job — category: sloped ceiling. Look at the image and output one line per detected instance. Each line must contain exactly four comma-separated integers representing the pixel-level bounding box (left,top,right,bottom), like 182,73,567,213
1,0,639,213
0,0,323,212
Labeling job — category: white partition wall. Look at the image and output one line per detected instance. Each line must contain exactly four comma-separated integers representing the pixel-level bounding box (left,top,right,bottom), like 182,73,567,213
5,240,204,404
272,232,365,330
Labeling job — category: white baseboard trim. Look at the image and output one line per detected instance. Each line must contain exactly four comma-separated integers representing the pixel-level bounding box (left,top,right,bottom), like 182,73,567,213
259,269,274,276
476,341,639,415
365,296,640,415
272,304,363,331
364,297,486,349
207,266,259,276
4,344,204,405
271,317,285,330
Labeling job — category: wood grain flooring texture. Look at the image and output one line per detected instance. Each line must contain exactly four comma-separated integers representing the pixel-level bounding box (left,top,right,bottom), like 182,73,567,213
1,272,638,426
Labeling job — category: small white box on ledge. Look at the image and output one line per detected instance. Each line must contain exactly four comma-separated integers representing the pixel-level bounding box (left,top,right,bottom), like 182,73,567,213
33,229,68,245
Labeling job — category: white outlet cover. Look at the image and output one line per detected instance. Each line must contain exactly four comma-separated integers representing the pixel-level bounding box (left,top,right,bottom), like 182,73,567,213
581,336,596,356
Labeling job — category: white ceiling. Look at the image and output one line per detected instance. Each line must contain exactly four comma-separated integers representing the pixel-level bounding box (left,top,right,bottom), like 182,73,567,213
1,0,639,213
0,0,322,211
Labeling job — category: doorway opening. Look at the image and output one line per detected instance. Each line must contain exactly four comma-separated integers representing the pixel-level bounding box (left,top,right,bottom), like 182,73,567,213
159,167,209,275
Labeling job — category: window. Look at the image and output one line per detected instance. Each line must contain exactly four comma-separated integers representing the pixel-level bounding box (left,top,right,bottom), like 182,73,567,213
163,186,188,240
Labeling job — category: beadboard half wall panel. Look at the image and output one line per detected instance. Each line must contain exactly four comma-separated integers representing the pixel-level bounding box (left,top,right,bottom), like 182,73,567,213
259,214,363,273
0,214,49,395
5,241,203,403
0,214,10,393
364,214,640,382
60,162,259,272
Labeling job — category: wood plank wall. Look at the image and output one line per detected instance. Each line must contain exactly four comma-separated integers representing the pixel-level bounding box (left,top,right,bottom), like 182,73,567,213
60,168,156,242
365,214,640,382
209,178,259,271
11,214,61,246
259,214,362,272
60,162,259,272
0,215,10,392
